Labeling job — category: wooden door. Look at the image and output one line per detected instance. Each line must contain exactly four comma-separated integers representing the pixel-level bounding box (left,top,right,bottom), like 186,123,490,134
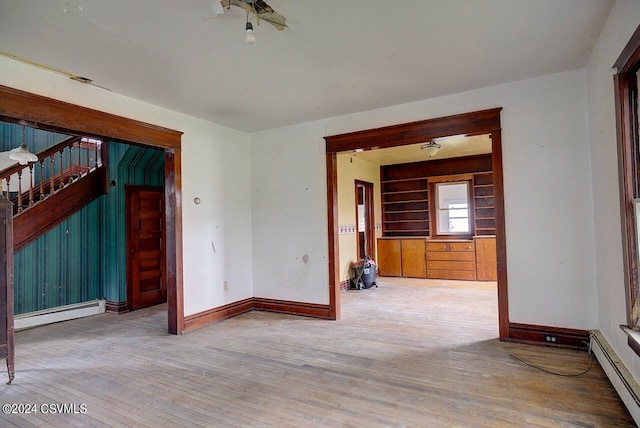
126,186,166,310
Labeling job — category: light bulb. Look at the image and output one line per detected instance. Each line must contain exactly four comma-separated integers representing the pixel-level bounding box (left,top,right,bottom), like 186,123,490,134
245,22,255,44
245,29,255,44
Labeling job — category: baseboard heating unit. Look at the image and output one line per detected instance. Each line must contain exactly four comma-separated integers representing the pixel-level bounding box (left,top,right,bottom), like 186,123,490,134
590,329,640,425
14,299,106,331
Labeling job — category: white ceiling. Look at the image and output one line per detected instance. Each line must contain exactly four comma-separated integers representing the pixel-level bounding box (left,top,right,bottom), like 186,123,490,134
0,0,614,133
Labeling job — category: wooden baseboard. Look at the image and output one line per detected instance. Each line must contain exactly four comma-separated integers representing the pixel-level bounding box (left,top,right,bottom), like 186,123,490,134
340,279,350,291
182,297,332,333
253,297,332,319
182,298,254,333
105,300,129,314
507,323,589,349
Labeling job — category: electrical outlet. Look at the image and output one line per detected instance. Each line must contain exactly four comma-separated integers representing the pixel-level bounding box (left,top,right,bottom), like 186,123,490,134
223,281,228,291
544,334,558,343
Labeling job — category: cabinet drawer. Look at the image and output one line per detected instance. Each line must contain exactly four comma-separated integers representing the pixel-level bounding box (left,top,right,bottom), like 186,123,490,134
426,242,449,252
428,270,477,280
427,252,475,261
427,261,476,271
449,242,475,252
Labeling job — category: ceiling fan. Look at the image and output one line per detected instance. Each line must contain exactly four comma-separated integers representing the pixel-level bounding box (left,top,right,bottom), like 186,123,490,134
210,0,287,31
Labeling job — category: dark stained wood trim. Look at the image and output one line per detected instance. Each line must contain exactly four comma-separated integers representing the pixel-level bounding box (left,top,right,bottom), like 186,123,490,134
614,25,640,73
253,298,332,319
325,108,502,154
491,131,509,339
507,323,589,350
613,26,640,327
354,179,375,260
324,108,508,339
13,166,107,252
0,85,182,150
182,298,254,333
327,153,340,320
0,85,183,335
182,297,333,333
105,301,129,314
165,150,183,335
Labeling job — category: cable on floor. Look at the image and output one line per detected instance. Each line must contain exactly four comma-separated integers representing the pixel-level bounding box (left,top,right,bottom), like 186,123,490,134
509,341,593,377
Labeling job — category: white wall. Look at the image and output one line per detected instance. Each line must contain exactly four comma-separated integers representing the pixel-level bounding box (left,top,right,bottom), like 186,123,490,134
251,69,598,328
586,0,640,379
0,56,253,317
250,121,330,302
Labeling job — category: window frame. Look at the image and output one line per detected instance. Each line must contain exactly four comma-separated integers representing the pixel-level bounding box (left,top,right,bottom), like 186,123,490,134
614,25,640,331
428,173,474,239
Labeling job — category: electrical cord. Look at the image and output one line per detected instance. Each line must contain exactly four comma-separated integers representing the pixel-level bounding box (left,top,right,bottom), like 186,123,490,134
509,341,593,377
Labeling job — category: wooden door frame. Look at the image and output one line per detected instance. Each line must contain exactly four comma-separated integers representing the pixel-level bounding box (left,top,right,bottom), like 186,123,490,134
354,179,375,260
0,85,184,334
324,108,509,339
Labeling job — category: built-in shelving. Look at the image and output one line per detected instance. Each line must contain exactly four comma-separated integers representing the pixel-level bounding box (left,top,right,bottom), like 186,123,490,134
473,172,495,235
380,154,494,237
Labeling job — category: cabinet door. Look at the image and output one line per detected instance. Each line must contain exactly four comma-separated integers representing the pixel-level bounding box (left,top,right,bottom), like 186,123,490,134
401,239,426,278
377,239,402,277
475,237,497,281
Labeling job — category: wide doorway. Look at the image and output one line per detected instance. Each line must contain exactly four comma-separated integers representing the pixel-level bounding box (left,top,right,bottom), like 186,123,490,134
324,108,508,337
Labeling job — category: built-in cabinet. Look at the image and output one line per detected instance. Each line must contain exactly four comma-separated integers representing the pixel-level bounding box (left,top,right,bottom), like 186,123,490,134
377,238,426,278
426,240,476,280
378,236,497,281
474,236,497,281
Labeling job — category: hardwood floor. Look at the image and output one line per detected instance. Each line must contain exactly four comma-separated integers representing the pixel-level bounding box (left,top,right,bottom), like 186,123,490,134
0,278,634,427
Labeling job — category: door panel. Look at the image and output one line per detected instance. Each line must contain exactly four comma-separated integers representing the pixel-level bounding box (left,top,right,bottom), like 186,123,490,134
126,186,166,310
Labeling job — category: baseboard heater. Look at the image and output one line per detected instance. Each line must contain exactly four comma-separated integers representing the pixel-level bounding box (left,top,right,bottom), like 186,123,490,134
590,330,640,425
14,299,106,331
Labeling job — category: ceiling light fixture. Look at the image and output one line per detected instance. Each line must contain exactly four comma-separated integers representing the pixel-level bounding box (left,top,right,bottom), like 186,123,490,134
245,15,256,44
420,141,441,158
9,125,38,165
215,0,287,44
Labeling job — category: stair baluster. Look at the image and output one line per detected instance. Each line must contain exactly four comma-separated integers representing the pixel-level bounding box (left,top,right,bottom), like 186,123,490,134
39,162,45,201
49,155,55,196
28,164,34,207
16,170,22,214
4,176,10,202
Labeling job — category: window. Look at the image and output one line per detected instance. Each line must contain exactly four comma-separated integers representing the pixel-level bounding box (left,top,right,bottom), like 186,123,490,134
436,182,470,234
614,25,640,330
428,174,473,237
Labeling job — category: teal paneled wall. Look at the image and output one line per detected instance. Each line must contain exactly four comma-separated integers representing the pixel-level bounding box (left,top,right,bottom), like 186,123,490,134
13,137,164,315
101,143,165,304
0,122,69,153
14,198,102,314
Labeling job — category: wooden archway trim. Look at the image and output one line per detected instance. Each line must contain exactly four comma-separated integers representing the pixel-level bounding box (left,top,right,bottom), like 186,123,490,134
0,84,184,335
324,108,509,339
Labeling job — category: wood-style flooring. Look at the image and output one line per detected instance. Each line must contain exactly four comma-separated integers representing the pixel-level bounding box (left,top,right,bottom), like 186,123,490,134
0,277,634,427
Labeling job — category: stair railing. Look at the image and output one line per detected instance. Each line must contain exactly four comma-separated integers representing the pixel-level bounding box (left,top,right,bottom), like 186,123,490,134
0,136,103,215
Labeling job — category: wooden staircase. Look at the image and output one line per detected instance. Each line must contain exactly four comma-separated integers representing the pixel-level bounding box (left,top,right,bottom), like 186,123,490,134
1,136,108,251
